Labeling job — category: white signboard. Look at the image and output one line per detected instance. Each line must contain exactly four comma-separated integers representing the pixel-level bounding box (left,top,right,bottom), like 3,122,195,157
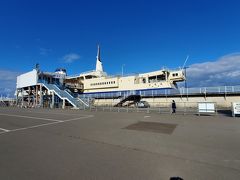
232,102,240,116
198,102,215,113
17,69,38,88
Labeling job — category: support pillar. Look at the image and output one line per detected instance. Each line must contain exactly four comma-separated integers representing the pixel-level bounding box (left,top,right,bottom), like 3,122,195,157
51,91,54,109
21,88,24,107
62,99,65,109
16,89,19,106
36,85,38,107
28,86,30,107
39,84,43,107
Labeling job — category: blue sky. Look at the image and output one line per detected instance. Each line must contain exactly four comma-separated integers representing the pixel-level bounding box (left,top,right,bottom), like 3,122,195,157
0,0,240,96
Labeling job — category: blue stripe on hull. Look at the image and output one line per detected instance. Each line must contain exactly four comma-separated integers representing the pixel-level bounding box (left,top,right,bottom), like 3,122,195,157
79,88,175,98
82,87,173,95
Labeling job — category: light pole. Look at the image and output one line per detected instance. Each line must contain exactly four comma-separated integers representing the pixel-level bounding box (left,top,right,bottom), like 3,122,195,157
183,66,189,88
121,64,125,77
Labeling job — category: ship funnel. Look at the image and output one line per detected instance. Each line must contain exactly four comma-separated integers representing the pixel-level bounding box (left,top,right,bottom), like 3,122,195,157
96,45,103,72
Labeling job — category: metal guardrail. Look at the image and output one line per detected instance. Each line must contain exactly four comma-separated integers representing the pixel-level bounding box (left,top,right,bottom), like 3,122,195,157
0,97,15,101
87,106,199,115
74,101,233,116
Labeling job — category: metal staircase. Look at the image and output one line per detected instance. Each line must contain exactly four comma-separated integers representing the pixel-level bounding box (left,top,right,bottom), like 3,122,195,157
42,83,89,109
114,95,141,107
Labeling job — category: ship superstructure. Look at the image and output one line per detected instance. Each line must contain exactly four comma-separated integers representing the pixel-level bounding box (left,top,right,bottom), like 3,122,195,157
16,45,185,108
64,45,185,97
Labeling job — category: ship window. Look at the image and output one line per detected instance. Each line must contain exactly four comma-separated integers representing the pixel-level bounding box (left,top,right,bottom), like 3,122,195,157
157,75,165,81
143,78,146,83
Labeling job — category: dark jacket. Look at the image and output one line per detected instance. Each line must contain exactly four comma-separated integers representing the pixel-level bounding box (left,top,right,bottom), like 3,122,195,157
172,101,176,109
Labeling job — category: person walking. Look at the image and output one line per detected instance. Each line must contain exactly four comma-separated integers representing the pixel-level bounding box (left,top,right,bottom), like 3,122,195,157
172,100,176,113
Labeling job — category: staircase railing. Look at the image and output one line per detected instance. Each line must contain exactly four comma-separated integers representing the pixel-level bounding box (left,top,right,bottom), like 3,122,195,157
42,83,89,109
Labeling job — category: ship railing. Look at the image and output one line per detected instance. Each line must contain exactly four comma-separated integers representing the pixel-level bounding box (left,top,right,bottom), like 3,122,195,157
79,85,240,99
66,74,81,79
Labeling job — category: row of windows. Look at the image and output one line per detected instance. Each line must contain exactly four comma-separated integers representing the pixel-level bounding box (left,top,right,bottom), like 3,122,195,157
172,73,179,77
90,81,116,86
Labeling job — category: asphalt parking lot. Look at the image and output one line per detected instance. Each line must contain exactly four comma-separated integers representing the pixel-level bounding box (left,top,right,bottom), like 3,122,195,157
0,107,240,180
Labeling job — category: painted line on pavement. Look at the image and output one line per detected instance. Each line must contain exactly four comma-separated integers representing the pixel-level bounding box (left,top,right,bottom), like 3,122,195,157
0,115,94,135
0,128,10,132
24,110,88,116
0,113,63,122
63,115,94,122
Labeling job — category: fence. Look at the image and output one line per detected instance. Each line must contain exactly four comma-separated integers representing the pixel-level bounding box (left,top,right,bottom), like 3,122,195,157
0,97,16,107
88,101,233,115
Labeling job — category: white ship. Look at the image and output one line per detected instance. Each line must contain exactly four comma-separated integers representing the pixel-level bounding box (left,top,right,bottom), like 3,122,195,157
65,45,185,97
16,45,186,108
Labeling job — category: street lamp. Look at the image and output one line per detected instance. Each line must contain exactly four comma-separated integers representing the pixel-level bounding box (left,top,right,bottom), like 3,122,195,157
183,66,189,88
122,64,125,77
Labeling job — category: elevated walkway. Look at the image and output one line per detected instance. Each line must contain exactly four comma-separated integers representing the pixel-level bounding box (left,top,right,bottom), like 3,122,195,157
42,83,89,109
114,95,141,107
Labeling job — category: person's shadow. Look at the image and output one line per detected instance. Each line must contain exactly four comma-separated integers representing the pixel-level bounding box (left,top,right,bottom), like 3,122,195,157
170,177,184,180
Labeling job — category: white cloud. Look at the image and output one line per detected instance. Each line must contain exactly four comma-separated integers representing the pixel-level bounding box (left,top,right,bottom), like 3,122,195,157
0,70,20,97
186,53,240,87
63,53,80,63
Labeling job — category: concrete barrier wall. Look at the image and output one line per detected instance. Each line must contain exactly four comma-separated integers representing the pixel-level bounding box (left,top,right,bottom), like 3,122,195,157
94,95,240,108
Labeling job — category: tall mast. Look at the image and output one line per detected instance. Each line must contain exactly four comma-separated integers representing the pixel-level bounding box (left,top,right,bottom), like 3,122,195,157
96,44,103,72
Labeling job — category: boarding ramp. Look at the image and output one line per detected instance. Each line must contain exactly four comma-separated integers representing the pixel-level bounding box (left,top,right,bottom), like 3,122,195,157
114,95,141,107
42,83,89,109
